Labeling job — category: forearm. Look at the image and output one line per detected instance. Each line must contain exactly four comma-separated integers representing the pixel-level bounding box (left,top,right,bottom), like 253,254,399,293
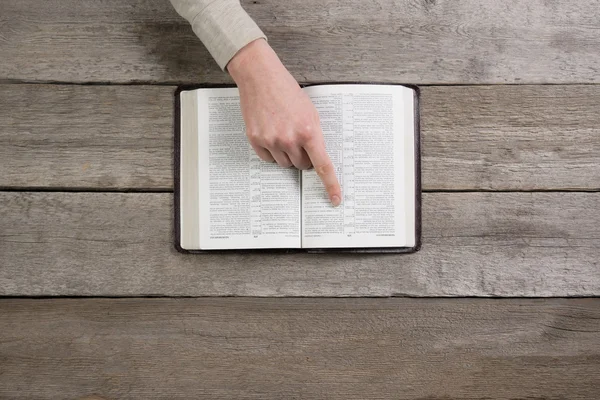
169,0,266,70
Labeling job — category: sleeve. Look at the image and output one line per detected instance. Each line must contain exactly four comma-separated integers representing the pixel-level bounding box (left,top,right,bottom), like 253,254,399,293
169,0,267,70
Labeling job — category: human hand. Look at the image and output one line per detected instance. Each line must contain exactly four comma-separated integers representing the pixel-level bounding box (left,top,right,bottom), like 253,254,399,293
227,39,341,206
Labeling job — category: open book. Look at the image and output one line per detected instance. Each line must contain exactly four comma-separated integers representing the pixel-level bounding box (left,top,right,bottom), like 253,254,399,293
175,84,420,252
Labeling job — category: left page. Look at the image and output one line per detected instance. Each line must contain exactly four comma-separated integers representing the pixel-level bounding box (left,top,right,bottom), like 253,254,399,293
195,88,301,250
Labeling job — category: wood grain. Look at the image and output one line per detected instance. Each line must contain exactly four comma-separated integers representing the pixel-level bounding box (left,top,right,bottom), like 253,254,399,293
0,84,173,189
1,192,598,297
0,298,599,399
2,84,599,190
1,0,600,84
421,85,600,190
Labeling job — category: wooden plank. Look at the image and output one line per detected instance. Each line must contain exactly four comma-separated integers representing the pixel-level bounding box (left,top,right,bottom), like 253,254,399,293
1,192,598,297
1,0,600,84
0,84,173,189
2,84,599,190
422,85,600,190
0,298,599,399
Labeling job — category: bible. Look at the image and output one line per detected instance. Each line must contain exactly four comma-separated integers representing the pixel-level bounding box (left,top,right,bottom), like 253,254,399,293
174,83,421,252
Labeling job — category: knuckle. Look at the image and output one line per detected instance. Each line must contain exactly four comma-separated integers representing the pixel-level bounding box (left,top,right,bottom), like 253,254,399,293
297,127,314,143
263,134,278,149
246,128,257,139
279,159,293,168
274,135,294,150
302,122,314,135
315,162,334,177
246,128,259,141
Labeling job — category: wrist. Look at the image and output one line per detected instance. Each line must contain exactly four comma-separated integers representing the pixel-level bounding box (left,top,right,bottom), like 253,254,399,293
227,39,280,84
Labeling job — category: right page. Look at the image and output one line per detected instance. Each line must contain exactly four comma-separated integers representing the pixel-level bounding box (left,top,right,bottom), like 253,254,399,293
301,84,416,249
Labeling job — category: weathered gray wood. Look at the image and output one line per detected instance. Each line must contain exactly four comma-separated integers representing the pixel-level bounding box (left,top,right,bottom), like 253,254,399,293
422,85,600,190
2,84,599,190
0,84,173,189
1,0,600,84
1,192,598,297
0,298,599,399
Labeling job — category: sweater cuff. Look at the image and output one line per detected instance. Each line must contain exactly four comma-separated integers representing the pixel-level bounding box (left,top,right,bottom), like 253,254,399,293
189,1,267,70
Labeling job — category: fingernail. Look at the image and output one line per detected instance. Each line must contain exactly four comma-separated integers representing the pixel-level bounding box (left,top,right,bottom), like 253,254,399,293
331,195,341,207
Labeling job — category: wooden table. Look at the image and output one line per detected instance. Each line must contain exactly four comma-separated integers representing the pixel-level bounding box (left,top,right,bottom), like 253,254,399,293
1,0,599,398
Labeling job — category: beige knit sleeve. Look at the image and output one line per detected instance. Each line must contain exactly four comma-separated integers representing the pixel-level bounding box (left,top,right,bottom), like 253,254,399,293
169,0,267,70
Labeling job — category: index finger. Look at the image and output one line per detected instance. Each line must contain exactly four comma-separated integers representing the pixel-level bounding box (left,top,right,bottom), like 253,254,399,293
304,140,342,206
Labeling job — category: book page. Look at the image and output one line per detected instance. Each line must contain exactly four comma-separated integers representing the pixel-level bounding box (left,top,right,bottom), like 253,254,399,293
301,85,415,248
196,88,301,250
179,90,200,250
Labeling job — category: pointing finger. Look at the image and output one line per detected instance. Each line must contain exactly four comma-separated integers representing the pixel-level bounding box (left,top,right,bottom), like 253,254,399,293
304,140,341,206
